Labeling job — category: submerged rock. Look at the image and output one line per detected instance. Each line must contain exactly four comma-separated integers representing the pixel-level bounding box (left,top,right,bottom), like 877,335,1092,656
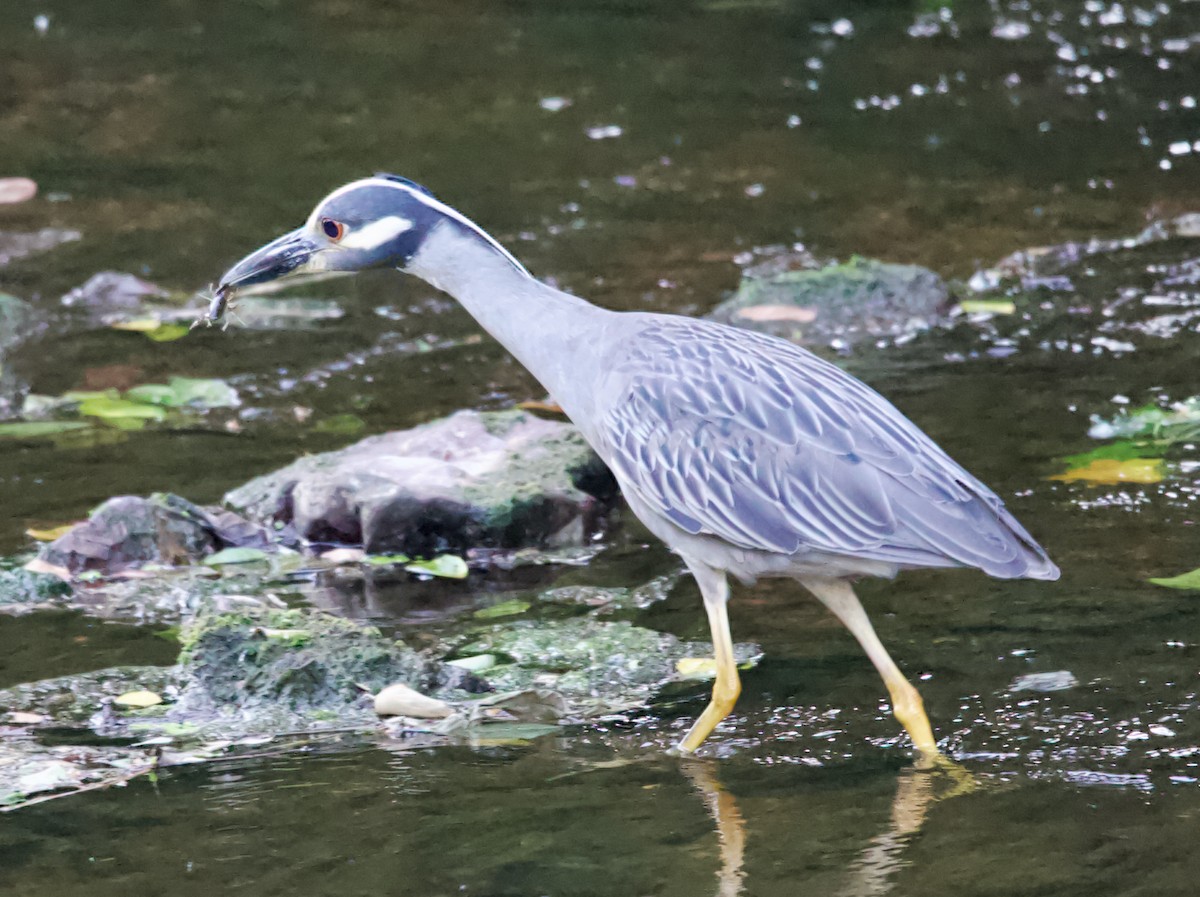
61,271,169,317
225,409,618,555
0,227,81,268
709,252,950,349
173,603,486,726
38,493,276,575
0,564,72,609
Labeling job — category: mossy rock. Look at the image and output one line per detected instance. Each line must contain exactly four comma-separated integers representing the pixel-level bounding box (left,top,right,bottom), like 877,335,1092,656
709,253,950,348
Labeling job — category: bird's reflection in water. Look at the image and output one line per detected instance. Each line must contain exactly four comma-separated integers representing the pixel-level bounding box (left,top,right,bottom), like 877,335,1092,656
682,758,949,897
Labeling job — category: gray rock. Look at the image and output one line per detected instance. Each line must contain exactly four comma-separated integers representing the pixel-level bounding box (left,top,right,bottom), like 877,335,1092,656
0,292,42,415
709,252,950,348
38,493,274,575
225,409,618,555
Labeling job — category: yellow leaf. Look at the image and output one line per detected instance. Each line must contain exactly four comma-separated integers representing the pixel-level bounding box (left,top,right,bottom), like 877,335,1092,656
676,657,719,679
1049,458,1164,484
113,690,163,709
25,523,78,541
959,299,1017,315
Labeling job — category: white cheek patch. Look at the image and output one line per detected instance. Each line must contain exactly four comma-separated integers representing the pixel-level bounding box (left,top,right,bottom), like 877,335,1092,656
339,215,414,250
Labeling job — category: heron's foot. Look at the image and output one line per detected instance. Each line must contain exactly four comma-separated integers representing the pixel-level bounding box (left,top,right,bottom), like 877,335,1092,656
913,751,979,799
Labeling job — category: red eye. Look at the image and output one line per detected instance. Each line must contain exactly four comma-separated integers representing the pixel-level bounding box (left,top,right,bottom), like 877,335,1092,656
321,218,345,241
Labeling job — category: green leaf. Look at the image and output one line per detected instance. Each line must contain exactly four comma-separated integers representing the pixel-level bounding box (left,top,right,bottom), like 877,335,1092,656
1149,568,1200,590
167,377,239,409
77,396,168,421
366,553,411,566
313,413,366,435
0,421,90,439
1060,439,1161,468
473,599,530,619
406,555,469,580
959,299,1017,315
204,547,269,566
111,319,190,342
124,384,178,406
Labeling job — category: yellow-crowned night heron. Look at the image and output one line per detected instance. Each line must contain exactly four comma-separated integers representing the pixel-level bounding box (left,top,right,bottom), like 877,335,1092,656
215,175,1059,756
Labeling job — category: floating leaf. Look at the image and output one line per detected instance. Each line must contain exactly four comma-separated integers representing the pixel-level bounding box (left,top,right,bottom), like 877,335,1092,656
365,553,411,566
113,690,163,709
25,523,78,541
1049,458,1164,484
166,377,239,409
77,396,167,422
204,547,269,566
0,421,90,439
959,299,1017,315
1060,440,1161,468
473,599,531,619
123,384,177,406
111,319,191,342
1149,568,1200,591
313,413,366,435
406,555,469,580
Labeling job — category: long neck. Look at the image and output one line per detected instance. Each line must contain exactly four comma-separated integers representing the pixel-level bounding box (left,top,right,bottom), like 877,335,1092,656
406,220,615,425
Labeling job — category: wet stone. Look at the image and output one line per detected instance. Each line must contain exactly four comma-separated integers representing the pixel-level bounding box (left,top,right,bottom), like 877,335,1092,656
172,603,486,725
709,251,951,349
225,409,618,556
0,564,73,610
38,493,275,575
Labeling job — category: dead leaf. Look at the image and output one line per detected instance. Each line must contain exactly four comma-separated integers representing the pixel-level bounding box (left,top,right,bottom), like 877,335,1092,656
373,683,453,718
22,558,71,581
676,657,719,679
734,304,818,324
113,690,163,709
320,547,366,564
6,711,46,725
0,177,37,204
517,400,565,415
25,523,79,541
1049,458,1164,484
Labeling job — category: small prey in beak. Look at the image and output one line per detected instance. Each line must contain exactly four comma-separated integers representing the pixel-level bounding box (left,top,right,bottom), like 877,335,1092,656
191,284,233,330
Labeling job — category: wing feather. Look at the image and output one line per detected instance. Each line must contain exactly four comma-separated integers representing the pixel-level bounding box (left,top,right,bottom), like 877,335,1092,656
598,318,1058,580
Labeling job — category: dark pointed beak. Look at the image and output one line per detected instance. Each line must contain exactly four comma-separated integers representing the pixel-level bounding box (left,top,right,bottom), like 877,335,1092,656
217,228,319,293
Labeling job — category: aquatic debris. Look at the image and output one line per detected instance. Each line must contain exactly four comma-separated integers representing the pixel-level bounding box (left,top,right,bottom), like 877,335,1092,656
1148,568,1200,591
1049,458,1164,485
1010,671,1078,693
204,547,270,566
0,178,37,204
111,318,191,342
373,683,453,718
113,690,163,709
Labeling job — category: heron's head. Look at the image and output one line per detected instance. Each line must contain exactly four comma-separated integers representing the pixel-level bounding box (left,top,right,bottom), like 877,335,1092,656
218,174,520,295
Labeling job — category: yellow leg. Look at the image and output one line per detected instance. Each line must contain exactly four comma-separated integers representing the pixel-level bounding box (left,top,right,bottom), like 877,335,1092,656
801,577,940,757
678,563,741,754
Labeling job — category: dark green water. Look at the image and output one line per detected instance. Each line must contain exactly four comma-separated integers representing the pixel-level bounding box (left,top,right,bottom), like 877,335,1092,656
3,0,1200,893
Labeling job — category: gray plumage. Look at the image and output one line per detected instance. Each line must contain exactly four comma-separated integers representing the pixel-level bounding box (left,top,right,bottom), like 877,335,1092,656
596,317,1057,581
